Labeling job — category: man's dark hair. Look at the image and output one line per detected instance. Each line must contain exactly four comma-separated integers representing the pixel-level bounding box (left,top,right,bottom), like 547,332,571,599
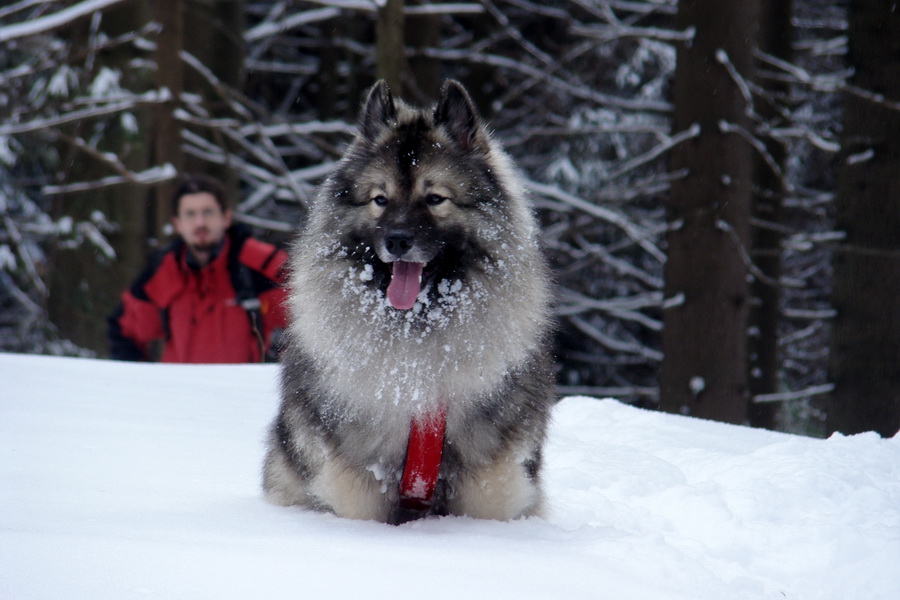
171,174,230,215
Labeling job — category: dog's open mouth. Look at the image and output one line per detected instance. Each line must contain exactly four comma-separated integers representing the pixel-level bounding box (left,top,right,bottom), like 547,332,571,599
387,261,425,310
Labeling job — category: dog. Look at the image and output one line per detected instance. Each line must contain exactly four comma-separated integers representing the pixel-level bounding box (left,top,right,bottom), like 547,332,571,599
262,79,555,524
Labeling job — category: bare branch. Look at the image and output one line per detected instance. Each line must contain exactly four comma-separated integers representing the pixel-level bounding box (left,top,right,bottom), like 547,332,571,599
753,383,834,404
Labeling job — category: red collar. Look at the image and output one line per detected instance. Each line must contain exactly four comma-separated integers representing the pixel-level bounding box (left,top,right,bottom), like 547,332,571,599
399,404,447,512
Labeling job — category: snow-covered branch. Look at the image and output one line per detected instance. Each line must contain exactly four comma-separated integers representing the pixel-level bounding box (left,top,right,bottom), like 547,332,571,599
717,120,790,190
418,47,672,113
245,7,341,42
569,315,664,361
567,235,664,289
41,165,178,195
528,180,665,262
606,123,699,179
180,51,253,120
571,23,694,43
0,89,170,136
757,49,900,112
558,287,664,331
0,0,131,43
715,218,792,289
1,208,47,297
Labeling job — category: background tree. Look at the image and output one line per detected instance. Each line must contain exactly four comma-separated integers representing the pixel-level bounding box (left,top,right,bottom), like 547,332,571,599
746,0,793,430
30,0,156,352
152,0,185,236
4,0,249,352
376,0,408,95
2,0,897,435
826,0,900,437
660,0,760,424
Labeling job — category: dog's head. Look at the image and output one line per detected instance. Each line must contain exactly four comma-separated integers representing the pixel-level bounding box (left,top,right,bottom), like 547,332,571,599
326,80,508,310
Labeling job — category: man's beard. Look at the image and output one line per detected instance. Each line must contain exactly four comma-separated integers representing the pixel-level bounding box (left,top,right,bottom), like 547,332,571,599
189,240,219,254
188,227,220,254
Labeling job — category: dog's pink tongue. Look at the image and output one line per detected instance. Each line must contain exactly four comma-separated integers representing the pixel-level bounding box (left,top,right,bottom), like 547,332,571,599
387,261,424,310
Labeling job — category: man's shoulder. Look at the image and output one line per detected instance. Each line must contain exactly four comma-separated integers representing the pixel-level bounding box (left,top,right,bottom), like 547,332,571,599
238,236,283,262
229,228,287,279
129,241,184,298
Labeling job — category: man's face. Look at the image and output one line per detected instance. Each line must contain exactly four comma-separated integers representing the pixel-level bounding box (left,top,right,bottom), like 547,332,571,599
172,192,232,254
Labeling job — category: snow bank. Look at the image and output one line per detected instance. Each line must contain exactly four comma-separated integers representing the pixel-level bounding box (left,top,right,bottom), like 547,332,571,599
1,353,898,599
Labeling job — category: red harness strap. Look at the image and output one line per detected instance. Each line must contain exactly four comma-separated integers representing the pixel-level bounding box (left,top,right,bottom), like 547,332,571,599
399,404,447,512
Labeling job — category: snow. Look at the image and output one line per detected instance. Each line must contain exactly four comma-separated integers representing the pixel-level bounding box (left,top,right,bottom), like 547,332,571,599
2,352,898,600
89,67,123,99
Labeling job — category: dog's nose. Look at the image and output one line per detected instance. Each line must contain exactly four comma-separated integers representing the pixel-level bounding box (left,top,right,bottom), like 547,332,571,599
384,231,414,258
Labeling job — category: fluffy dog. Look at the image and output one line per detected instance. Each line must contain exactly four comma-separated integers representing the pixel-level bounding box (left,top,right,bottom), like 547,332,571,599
262,80,555,524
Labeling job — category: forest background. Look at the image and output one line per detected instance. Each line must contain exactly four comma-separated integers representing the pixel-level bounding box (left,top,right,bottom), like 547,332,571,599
1,0,898,438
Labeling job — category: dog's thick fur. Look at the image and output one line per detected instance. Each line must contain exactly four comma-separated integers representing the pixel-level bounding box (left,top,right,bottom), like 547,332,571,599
262,80,555,524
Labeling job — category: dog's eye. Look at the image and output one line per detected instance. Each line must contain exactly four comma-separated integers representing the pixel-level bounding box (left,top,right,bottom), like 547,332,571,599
426,194,448,206
371,196,388,207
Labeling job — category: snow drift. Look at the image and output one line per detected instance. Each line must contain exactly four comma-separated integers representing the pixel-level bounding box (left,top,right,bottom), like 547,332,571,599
1,353,898,599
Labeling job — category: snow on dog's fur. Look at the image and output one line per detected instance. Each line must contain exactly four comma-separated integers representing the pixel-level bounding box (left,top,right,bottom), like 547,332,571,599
262,80,555,524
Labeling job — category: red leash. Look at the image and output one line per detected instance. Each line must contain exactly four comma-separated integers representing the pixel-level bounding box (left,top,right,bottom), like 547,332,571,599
399,404,447,512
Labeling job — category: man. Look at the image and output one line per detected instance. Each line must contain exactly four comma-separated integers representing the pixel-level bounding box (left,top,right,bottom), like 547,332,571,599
108,174,288,363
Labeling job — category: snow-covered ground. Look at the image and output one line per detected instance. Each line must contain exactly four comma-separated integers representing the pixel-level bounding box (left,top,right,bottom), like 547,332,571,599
1,353,898,599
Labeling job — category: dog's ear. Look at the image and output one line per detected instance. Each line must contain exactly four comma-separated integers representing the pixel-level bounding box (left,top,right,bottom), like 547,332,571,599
359,79,396,140
434,80,488,153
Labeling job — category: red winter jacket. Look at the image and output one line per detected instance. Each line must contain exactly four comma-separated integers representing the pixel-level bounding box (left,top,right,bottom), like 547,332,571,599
108,227,288,363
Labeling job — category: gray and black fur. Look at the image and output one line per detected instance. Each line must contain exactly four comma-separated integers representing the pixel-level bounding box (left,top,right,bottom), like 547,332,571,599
262,80,555,524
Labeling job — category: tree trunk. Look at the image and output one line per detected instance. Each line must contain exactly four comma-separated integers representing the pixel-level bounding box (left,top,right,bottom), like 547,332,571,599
747,0,793,430
660,0,760,425
184,0,245,197
406,1,441,104
47,1,154,355
376,0,408,96
826,0,900,437
152,0,185,238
